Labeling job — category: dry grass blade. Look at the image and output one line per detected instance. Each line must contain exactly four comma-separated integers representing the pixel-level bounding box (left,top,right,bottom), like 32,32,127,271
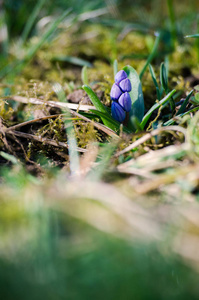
118,143,189,173
6,96,118,137
115,126,187,157
6,95,95,111
134,164,199,194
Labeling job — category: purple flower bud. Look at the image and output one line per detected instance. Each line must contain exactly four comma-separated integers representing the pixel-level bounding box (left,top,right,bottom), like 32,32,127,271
111,101,126,123
119,78,132,92
110,83,122,100
115,70,128,84
118,92,132,112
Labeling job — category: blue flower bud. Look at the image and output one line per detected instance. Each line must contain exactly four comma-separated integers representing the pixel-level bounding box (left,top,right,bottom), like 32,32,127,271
119,78,132,92
118,92,132,112
111,101,126,123
110,83,122,100
115,70,128,84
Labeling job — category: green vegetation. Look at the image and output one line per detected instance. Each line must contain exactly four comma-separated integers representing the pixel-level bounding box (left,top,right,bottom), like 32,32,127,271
0,0,199,298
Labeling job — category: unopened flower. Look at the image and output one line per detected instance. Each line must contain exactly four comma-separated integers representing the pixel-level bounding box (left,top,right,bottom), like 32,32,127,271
110,83,122,101
115,70,128,84
111,101,126,123
110,70,132,122
119,78,131,92
118,92,131,112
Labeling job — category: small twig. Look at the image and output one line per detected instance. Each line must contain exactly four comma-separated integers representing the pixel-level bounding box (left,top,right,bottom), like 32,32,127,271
7,130,87,153
5,114,76,132
115,126,187,157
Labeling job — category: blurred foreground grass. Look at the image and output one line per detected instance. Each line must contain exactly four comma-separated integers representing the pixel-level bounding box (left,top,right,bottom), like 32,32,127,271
0,0,199,298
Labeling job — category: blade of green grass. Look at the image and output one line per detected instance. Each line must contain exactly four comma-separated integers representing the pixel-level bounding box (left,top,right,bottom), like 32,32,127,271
0,151,19,165
176,90,194,116
185,34,199,38
89,109,131,134
0,8,72,79
81,66,89,85
141,89,176,129
52,55,92,67
139,32,161,80
149,64,161,101
83,85,119,131
87,139,118,181
53,83,79,175
113,59,118,77
21,0,46,45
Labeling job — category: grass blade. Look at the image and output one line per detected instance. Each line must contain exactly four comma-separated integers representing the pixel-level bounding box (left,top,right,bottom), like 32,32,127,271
53,83,79,175
176,90,194,116
113,59,118,77
141,89,176,129
89,109,131,134
52,55,92,67
139,32,161,80
149,64,161,101
81,66,89,85
83,85,119,130
21,0,46,45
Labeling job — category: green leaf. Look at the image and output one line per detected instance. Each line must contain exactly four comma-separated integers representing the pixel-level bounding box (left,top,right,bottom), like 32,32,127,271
139,32,161,80
0,151,19,164
176,90,194,116
83,85,116,130
123,65,145,131
149,64,160,100
160,62,168,92
52,55,92,67
81,66,89,85
89,109,131,134
113,59,118,77
141,89,176,129
21,0,46,45
53,83,79,175
185,34,199,38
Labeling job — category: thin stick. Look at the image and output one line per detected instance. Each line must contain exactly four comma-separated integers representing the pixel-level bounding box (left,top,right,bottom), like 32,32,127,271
115,126,187,157
7,130,86,153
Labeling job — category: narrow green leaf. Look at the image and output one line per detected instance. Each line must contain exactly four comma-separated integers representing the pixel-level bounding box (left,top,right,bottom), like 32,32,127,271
81,66,88,85
113,59,118,77
149,64,160,100
0,151,18,164
52,55,92,67
176,90,194,116
21,0,46,45
53,83,79,175
123,65,145,131
83,85,116,130
87,139,118,181
139,32,161,80
160,62,168,92
141,89,176,128
82,85,108,114
89,109,132,134
185,34,199,38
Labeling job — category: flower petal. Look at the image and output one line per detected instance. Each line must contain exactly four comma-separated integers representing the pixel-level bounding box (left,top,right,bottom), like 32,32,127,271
110,83,122,100
119,78,132,92
111,101,126,122
115,70,128,84
118,92,132,112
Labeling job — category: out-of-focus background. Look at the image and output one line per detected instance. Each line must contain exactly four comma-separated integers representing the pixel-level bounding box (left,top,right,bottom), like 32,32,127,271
0,0,199,299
